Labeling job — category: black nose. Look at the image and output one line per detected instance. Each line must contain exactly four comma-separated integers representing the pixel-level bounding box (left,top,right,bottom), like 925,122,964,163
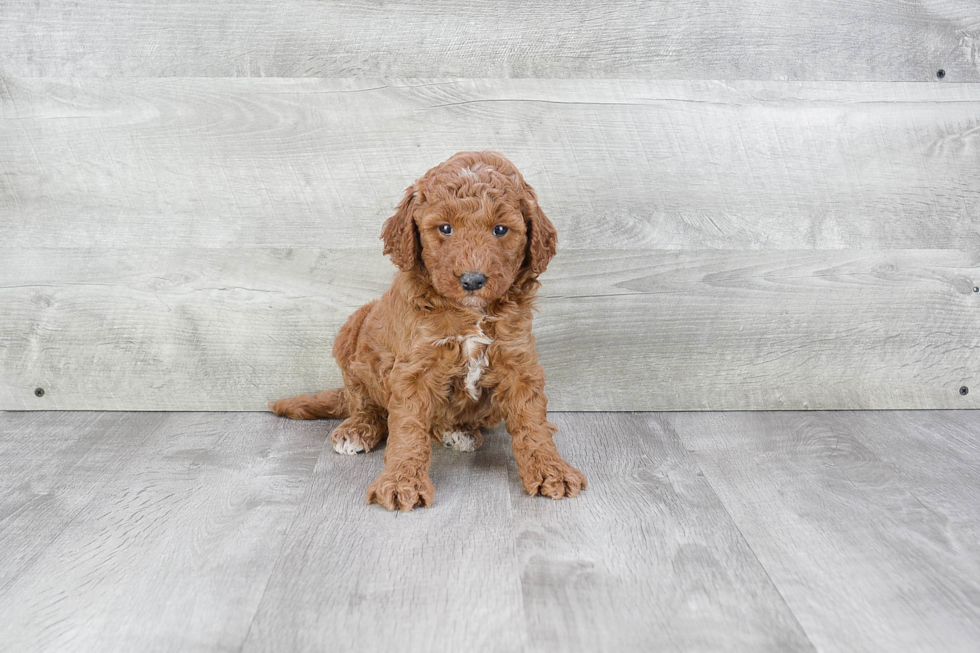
459,272,487,292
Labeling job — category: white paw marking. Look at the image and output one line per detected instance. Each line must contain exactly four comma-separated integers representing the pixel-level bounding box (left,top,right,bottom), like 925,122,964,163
442,430,479,452
333,436,365,455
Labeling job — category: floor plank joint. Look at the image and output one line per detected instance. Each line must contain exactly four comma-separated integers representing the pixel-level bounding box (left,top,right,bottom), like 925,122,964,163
1,410,978,652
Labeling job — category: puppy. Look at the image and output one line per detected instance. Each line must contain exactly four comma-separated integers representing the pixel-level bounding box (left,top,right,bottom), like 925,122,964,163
270,151,587,511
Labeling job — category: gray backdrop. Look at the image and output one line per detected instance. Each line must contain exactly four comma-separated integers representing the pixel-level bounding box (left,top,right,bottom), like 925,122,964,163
2,1,978,410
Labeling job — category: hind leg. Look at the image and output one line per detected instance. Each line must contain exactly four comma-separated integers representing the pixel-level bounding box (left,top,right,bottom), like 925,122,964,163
439,404,502,452
331,392,388,455
440,427,483,452
440,414,498,452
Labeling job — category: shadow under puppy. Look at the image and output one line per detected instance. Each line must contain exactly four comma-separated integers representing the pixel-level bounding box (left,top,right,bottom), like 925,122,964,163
270,151,587,511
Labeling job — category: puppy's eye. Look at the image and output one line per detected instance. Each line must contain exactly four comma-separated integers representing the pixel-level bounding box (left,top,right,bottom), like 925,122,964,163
438,224,453,236
493,225,509,237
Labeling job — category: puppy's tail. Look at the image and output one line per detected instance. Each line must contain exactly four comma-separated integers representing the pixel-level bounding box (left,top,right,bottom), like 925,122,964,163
268,388,350,420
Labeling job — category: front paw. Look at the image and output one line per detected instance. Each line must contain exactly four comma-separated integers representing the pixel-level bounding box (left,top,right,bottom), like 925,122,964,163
366,470,435,512
519,456,588,500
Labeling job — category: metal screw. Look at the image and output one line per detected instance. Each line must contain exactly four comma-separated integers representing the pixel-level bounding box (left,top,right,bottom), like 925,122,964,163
960,386,970,396
34,387,45,397
937,69,946,79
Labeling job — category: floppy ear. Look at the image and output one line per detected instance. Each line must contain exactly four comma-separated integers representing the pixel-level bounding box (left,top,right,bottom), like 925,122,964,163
520,184,557,276
380,184,421,271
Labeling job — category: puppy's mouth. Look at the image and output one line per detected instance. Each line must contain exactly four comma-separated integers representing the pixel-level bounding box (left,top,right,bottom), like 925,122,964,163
460,294,486,309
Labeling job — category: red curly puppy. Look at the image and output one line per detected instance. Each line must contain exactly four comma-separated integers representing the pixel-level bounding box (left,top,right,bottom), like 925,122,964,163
269,151,587,511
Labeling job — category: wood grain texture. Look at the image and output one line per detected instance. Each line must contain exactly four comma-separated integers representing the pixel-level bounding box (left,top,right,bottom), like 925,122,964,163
669,410,980,653
2,78,979,251
241,413,814,652
0,411,323,652
0,412,166,594
240,420,527,653
828,411,980,561
1,0,978,80
6,410,980,651
512,413,813,652
2,247,977,411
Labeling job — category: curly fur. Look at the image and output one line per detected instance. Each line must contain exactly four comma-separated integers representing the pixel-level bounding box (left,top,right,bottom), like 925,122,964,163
270,151,587,511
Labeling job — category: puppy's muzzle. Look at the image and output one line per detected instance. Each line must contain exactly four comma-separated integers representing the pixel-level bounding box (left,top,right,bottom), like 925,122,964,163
459,272,487,292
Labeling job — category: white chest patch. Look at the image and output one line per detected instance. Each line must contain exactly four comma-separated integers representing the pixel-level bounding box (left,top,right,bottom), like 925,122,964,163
462,329,492,401
432,319,493,401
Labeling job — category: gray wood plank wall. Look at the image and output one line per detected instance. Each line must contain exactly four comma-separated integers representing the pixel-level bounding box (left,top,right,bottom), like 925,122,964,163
1,4,978,410
2,1,978,80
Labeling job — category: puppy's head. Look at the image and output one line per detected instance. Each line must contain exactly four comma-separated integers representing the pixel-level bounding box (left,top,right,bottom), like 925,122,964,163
381,151,557,309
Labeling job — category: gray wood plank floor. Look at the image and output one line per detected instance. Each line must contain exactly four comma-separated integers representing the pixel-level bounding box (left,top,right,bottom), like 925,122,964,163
1,410,978,652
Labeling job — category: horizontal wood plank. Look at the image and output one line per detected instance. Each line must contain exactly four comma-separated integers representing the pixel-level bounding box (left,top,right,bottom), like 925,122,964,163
2,247,976,411
1,1,977,80
2,78,979,251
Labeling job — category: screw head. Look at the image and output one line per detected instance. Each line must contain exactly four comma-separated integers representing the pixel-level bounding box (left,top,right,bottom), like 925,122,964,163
34,387,45,397
937,69,946,79
960,386,970,396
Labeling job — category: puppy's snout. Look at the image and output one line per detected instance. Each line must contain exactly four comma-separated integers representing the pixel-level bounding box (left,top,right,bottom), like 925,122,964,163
459,272,487,292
